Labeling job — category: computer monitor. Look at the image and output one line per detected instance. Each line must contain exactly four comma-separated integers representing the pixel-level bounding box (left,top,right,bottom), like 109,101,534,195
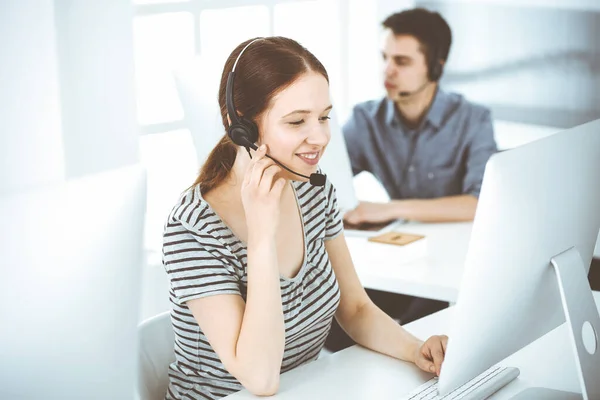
0,165,147,399
319,108,404,236
438,119,600,398
317,107,359,213
173,57,223,166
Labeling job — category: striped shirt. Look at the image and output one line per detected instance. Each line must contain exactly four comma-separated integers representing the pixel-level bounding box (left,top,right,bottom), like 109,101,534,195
162,178,344,400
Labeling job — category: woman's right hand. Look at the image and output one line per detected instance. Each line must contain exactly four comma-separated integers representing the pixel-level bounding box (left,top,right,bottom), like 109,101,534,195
241,144,286,241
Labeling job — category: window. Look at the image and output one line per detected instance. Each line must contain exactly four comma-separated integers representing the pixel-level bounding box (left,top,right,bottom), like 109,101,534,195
199,6,270,67
133,12,195,125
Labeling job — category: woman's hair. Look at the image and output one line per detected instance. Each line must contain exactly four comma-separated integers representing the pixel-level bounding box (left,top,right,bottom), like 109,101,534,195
193,36,329,195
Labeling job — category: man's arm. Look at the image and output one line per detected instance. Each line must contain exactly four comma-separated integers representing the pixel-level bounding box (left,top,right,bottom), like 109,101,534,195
344,195,477,224
391,195,477,222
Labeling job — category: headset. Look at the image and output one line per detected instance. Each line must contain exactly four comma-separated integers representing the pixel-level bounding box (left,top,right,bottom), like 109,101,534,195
428,44,444,82
225,38,326,187
398,40,444,97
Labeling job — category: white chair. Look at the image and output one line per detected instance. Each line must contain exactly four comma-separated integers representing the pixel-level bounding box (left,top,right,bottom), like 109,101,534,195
137,311,176,400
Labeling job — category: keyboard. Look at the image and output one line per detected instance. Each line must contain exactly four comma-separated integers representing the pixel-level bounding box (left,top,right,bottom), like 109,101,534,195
402,365,520,400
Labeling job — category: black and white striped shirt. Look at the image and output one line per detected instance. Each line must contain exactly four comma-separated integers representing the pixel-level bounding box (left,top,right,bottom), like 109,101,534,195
162,178,344,400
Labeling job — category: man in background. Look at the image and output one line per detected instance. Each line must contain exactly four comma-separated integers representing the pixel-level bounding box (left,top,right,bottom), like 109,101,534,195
343,8,497,225
326,8,497,352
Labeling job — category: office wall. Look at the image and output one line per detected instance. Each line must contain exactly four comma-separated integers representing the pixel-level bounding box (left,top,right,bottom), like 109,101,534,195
417,0,600,128
0,0,140,196
54,0,139,179
0,1,66,194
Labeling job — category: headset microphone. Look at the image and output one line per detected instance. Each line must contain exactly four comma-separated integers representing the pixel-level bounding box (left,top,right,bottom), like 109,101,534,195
398,80,430,98
233,134,326,187
397,51,444,98
226,38,326,187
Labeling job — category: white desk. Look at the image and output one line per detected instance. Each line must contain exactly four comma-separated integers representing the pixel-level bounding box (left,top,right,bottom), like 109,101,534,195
344,222,600,303
346,222,473,303
226,291,600,399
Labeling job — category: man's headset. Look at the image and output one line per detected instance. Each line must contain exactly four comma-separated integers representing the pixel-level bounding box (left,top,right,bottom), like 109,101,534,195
398,44,444,98
225,38,326,187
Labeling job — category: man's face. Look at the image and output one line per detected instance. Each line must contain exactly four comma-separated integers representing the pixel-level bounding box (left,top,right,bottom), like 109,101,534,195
380,29,430,101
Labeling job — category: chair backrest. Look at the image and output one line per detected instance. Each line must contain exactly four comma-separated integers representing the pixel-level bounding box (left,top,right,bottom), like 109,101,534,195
137,311,175,400
173,56,224,166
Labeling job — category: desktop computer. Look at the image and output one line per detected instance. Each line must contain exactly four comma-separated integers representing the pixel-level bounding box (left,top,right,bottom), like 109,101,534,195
318,107,404,236
427,118,600,399
0,165,147,399
316,106,359,213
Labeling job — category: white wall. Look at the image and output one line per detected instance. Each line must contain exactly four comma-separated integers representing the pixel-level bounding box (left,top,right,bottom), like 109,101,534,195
0,1,66,194
1,0,140,193
54,0,139,179
347,0,417,109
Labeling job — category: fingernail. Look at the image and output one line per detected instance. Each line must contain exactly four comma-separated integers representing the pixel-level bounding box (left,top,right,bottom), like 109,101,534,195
259,144,266,151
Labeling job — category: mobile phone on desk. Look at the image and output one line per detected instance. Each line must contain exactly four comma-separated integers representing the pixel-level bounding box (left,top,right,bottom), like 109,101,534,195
342,219,406,238
343,220,397,232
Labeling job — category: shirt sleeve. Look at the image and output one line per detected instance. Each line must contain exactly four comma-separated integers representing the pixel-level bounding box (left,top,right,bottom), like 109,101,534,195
324,179,344,240
342,104,372,176
163,221,240,304
462,108,498,198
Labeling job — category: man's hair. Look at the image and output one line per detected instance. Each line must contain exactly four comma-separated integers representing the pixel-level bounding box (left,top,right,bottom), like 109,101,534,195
382,8,452,78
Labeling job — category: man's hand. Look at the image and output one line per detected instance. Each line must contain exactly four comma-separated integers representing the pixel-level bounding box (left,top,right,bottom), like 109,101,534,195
343,201,397,225
414,335,448,376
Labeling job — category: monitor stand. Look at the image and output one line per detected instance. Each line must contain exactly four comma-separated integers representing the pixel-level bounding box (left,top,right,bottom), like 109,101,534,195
511,246,600,400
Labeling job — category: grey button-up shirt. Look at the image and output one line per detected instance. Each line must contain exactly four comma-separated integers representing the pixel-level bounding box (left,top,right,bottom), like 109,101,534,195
342,89,497,199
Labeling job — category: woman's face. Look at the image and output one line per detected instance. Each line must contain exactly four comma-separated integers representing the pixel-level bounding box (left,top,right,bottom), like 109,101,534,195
257,72,332,182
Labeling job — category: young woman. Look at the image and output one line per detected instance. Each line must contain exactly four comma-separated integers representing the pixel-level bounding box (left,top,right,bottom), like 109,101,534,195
162,36,448,400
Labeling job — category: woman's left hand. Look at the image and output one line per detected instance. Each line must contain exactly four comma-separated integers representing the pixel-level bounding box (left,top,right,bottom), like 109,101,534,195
414,335,448,376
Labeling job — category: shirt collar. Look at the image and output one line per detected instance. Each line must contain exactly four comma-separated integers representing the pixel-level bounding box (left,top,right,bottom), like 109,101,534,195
426,88,447,130
385,88,449,131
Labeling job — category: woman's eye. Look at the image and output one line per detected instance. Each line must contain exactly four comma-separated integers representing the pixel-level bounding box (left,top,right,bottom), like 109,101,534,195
319,116,331,122
289,120,304,126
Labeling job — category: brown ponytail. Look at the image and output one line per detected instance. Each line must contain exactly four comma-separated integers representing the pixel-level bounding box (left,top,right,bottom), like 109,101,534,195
192,135,237,195
191,36,329,196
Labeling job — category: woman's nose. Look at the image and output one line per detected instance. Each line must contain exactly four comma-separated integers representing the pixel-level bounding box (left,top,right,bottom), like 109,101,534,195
306,122,330,146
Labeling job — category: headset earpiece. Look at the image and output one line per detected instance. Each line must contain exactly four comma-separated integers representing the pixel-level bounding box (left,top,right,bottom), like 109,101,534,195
225,44,261,149
428,38,446,82
429,60,443,82
227,117,258,147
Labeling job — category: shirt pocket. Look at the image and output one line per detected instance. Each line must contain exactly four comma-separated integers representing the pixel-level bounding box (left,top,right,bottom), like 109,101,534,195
422,165,463,198
429,145,461,169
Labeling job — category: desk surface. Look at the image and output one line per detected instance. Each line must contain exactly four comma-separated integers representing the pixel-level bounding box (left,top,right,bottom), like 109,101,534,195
226,292,600,399
346,222,600,303
346,222,473,303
